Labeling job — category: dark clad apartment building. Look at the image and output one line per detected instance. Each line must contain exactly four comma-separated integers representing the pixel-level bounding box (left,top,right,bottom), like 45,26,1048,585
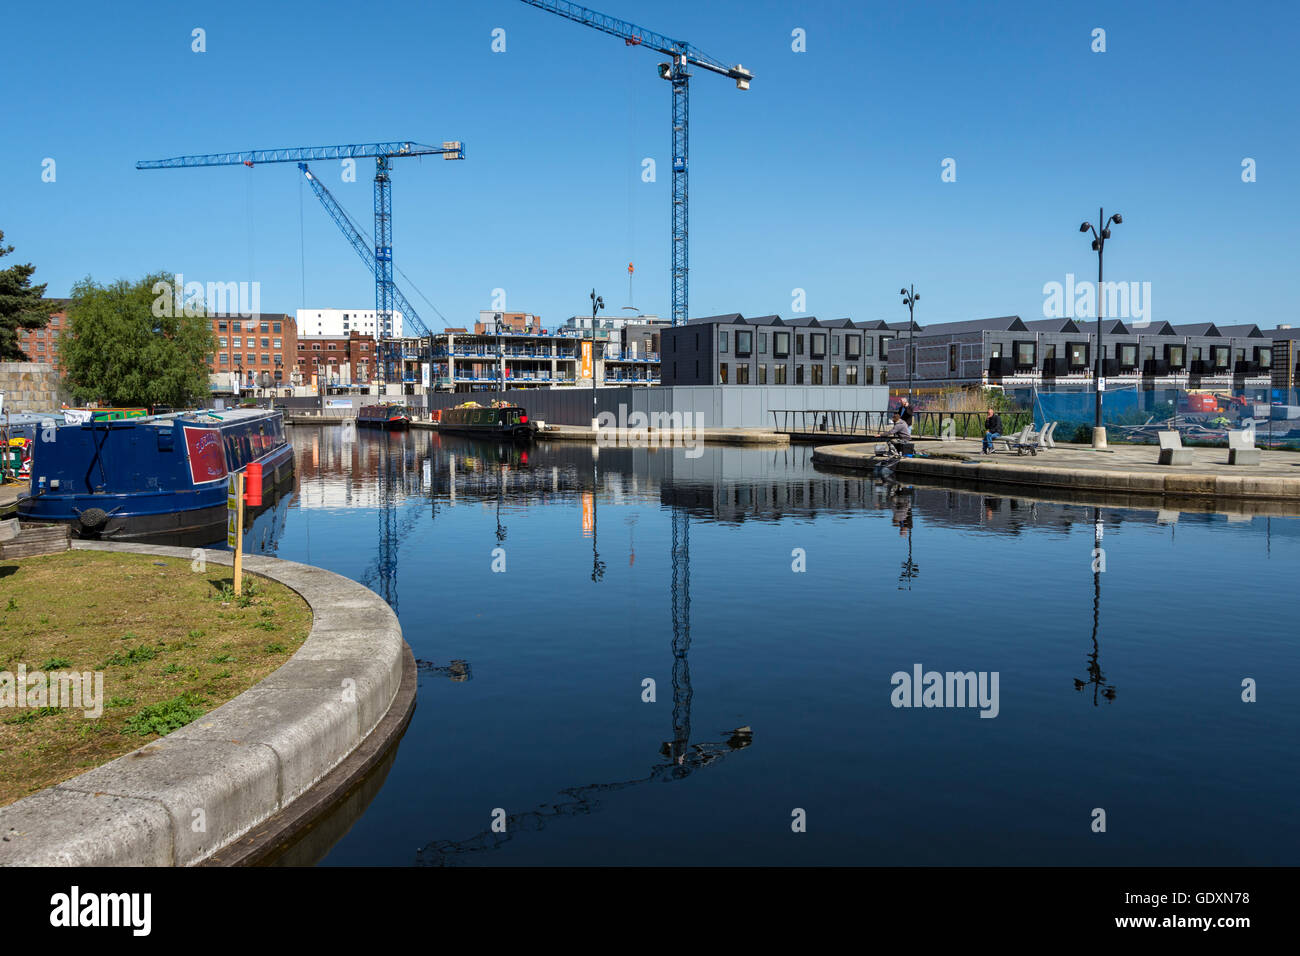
891,315,1274,391
661,314,893,387
1264,326,1300,391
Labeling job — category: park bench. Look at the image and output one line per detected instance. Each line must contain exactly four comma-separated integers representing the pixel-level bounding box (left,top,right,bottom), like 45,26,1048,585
1157,431,1194,465
1227,429,1261,466
996,425,1042,456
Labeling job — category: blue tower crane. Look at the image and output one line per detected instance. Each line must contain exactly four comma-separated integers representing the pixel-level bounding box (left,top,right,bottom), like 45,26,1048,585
516,0,752,327
297,164,430,338
137,140,464,381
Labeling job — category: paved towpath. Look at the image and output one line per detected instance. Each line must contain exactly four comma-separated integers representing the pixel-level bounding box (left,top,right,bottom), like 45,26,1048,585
813,438,1300,502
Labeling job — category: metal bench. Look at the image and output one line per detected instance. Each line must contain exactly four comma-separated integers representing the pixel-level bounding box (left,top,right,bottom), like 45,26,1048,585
996,425,1040,456
1158,430,1194,465
1227,428,1261,465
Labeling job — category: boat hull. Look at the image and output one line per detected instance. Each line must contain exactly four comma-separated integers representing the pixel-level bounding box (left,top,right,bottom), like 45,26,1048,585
436,422,536,441
358,416,410,431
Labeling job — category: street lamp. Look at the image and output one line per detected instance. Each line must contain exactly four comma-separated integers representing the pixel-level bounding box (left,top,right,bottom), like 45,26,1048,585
899,285,920,407
1079,209,1122,448
589,289,604,426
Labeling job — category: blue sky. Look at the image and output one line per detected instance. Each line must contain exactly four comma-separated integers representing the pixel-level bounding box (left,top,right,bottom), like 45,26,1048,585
3,0,1297,331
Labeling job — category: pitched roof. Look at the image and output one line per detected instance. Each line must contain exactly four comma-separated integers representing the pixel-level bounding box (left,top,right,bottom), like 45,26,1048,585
1262,326,1300,339
908,316,1027,335
686,313,744,325
1217,324,1263,338
781,315,823,327
854,319,890,330
1172,323,1222,337
745,314,785,326
1021,318,1083,333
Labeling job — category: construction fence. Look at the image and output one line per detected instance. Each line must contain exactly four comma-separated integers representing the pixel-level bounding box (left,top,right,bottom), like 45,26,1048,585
1011,385,1300,447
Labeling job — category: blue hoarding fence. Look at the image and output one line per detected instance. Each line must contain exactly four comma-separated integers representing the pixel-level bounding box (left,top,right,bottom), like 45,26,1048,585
1010,385,1300,447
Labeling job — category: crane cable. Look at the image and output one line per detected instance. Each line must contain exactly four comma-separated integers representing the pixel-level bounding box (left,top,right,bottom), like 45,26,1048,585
319,181,452,329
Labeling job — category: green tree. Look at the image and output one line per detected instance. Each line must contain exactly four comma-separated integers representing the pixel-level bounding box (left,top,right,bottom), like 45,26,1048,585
61,272,215,408
0,229,52,360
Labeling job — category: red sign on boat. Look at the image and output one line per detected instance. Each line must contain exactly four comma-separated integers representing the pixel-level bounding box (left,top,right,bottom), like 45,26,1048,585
184,426,228,484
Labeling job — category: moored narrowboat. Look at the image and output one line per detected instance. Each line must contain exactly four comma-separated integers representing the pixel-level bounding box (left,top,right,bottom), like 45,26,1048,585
437,402,536,440
358,403,411,430
18,409,293,542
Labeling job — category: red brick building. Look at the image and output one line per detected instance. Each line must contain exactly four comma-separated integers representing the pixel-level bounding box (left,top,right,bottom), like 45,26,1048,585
297,331,376,386
208,312,298,389
16,299,71,375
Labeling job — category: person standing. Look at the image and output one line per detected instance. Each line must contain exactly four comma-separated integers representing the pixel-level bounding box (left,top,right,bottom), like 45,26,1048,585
983,407,1003,454
897,396,914,427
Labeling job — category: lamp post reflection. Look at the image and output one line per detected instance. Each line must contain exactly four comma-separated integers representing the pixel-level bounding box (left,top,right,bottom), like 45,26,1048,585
590,448,605,583
1075,506,1116,704
891,486,919,590
495,459,508,545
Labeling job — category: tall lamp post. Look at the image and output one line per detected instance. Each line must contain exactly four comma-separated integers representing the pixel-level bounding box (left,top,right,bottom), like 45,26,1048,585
899,285,920,407
1079,209,1122,449
589,289,604,427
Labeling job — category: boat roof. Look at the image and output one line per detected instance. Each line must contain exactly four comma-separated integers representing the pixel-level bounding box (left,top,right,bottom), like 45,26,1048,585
45,408,282,430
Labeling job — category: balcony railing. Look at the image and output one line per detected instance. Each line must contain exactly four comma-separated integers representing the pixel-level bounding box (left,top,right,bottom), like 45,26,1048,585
604,351,661,363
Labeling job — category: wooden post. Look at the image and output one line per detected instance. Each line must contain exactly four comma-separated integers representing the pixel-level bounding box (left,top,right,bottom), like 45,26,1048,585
230,472,245,596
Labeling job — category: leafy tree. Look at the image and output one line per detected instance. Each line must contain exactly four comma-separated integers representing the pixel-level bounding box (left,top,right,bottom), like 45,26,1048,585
0,229,52,360
61,272,215,408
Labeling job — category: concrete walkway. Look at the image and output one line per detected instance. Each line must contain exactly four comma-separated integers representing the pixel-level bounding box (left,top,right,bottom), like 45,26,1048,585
0,542,412,866
813,438,1300,502
0,481,26,518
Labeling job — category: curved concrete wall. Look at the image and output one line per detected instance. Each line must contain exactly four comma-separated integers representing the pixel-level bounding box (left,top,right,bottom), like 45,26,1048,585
0,542,404,866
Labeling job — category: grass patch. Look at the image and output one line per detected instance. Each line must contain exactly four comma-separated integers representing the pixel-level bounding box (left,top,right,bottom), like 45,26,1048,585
103,644,158,667
123,693,206,737
0,550,311,807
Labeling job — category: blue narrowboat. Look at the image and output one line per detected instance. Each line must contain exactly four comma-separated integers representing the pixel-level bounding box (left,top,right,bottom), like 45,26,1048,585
18,409,293,542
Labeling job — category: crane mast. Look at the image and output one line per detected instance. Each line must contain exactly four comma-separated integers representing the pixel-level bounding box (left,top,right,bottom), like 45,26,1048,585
516,0,751,326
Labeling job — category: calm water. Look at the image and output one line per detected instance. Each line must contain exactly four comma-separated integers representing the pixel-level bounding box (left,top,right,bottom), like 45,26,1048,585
245,427,1299,866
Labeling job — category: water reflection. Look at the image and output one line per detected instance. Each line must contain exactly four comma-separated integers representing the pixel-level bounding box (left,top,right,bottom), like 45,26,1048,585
262,428,1298,864
1076,507,1117,705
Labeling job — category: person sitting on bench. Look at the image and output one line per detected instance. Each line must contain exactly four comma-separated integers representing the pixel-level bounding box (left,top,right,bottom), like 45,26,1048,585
982,407,1003,454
